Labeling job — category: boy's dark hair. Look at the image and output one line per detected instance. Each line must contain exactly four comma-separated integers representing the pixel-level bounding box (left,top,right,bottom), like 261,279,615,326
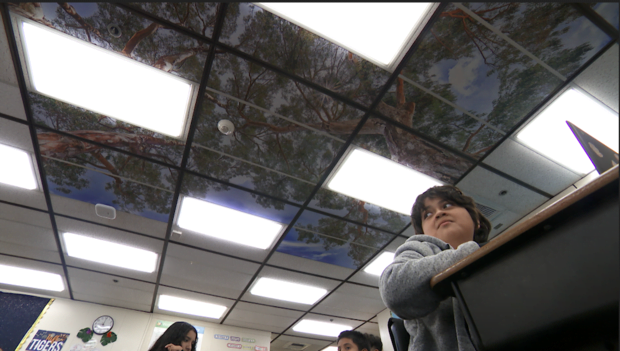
362,333,383,351
338,330,370,351
411,185,491,244
148,321,198,351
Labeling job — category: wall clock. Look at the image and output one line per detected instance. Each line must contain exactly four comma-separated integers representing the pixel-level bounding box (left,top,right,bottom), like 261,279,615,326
92,315,114,335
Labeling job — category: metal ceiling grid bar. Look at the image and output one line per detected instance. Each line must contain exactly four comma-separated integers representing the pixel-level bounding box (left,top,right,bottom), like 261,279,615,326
0,111,29,125
269,222,411,343
452,3,567,82
114,3,373,114
397,74,506,135
353,314,381,331
454,39,618,185
572,3,620,41
148,3,229,313
0,198,49,214
218,1,451,325
0,253,61,266
1,3,74,299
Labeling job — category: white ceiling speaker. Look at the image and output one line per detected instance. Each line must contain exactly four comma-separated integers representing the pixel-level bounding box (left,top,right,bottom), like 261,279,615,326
218,119,235,135
95,203,116,220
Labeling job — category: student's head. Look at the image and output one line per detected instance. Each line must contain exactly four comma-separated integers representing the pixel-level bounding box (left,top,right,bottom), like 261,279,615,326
337,330,370,351
362,333,382,351
148,321,197,351
411,185,490,248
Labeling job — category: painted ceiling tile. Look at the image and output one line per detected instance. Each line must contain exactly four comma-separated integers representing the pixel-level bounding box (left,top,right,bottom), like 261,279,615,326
192,98,345,183
399,3,566,135
40,155,173,223
293,210,395,249
276,227,379,270
11,2,208,83
460,125,505,159
379,77,497,154
466,3,614,78
29,93,186,167
308,188,410,234
187,146,316,206
219,3,391,107
180,172,300,225
128,2,219,39
351,118,475,184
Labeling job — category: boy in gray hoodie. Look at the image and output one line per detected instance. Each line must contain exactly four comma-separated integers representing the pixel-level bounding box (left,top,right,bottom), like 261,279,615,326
379,185,491,351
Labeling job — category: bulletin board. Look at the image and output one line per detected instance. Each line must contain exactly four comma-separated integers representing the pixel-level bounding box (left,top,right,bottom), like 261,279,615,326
0,291,54,351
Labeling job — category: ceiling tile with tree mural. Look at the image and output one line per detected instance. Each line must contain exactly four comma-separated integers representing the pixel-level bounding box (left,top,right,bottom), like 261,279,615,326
11,2,209,83
398,3,570,134
219,3,392,108
465,2,613,78
127,2,221,39
190,97,346,184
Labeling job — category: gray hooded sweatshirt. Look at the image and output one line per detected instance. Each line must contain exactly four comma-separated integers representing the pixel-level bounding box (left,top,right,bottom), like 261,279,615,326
379,235,480,351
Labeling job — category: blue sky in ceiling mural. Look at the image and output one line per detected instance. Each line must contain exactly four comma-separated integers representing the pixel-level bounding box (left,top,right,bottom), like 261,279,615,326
43,159,173,222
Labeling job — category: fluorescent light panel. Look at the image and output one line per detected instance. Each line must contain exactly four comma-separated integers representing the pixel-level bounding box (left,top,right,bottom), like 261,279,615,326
0,143,38,190
517,89,619,174
293,319,353,337
257,3,433,68
20,21,193,138
63,233,158,272
158,295,227,319
364,252,395,276
0,264,64,291
177,197,285,250
250,277,327,305
327,148,443,215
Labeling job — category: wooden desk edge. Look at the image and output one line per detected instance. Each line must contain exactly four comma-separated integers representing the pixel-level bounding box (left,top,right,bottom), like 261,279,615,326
430,165,619,289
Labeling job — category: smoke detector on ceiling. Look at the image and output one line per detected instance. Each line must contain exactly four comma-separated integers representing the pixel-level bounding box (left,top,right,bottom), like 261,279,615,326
283,342,310,351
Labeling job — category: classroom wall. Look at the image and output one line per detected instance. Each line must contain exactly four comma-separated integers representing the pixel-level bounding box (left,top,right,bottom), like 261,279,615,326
8,290,271,351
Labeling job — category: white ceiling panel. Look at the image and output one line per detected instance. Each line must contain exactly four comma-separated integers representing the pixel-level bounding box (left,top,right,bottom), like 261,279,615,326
349,237,406,287
0,118,33,151
0,81,26,121
400,225,414,237
0,254,70,299
160,243,260,299
0,12,18,86
267,252,354,280
56,216,164,282
240,266,341,310
484,139,581,195
67,267,155,312
224,301,305,333
573,43,619,113
0,215,59,263
457,167,550,215
311,283,385,321
50,195,168,239
153,285,236,323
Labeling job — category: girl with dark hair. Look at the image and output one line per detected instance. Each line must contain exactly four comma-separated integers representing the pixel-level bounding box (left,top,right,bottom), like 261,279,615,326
148,321,198,351
379,185,491,351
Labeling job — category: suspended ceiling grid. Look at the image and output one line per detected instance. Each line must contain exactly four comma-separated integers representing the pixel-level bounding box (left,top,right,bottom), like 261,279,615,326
0,2,618,350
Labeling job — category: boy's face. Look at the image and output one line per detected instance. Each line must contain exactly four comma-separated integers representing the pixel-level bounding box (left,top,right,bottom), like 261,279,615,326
421,197,476,248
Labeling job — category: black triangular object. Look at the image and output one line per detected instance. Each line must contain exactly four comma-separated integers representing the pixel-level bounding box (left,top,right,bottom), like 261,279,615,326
566,120,619,174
